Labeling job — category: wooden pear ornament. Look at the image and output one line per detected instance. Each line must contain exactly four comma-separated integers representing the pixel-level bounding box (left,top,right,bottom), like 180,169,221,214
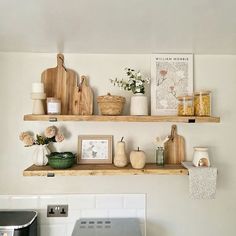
164,125,185,164
114,137,128,167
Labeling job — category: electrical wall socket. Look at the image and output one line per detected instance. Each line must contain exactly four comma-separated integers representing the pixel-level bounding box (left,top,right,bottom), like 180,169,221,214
47,204,68,217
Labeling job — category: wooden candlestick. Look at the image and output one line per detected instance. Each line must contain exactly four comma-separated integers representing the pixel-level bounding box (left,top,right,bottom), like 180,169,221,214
31,93,46,115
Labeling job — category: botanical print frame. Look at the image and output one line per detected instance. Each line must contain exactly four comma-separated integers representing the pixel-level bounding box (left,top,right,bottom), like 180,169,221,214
151,54,193,115
77,135,113,164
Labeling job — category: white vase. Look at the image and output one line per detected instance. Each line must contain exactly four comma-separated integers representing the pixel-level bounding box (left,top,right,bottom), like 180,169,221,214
32,145,50,166
130,93,148,115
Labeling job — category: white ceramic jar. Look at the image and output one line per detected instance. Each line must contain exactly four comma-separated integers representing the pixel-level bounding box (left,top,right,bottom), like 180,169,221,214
193,147,210,167
130,93,148,115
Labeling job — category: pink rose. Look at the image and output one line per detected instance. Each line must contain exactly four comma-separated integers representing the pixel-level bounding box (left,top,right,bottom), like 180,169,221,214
55,133,64,142
23,135,34,146
19,132,30,141
44,126,57,138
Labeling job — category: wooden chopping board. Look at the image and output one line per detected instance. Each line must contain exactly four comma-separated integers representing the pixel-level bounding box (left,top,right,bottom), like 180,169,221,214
41,54,78,115
72,75,93,115
164,125,185,164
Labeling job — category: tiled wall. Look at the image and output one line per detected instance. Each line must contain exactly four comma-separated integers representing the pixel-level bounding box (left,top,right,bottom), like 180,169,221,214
0,194,146,236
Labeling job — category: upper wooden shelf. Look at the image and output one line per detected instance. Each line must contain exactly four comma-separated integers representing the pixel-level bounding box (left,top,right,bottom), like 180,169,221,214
23,164,188,177
24,115,220,123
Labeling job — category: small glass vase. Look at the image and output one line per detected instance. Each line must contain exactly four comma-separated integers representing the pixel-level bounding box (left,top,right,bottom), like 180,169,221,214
156,147,165,166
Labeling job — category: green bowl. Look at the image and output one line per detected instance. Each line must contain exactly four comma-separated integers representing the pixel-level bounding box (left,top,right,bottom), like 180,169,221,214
47,152,75,169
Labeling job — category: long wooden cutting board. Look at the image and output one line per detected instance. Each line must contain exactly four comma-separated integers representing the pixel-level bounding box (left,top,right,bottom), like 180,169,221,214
72,75,93,115
41,54,78,115
164,125,185,164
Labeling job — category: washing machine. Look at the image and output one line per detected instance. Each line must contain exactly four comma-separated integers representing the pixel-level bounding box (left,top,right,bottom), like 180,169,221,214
72,218,142,236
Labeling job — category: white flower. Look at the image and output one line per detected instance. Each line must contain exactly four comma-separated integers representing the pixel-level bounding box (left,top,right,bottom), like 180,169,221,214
136,80,143,86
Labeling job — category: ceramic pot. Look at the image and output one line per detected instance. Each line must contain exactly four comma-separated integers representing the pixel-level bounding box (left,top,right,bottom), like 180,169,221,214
130,93,148,115
130,148,146,169
114,140,128,167
32,145,50,166
193,147,210,167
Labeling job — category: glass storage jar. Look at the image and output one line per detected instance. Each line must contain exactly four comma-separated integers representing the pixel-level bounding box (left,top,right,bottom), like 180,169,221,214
47,97,61,115
194,91,211,116
177,95,194,116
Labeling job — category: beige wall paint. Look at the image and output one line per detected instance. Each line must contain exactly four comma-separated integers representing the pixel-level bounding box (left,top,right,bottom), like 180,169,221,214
0,53,235,236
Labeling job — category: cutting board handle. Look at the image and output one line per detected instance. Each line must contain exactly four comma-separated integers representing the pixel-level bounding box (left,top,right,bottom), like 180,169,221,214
57,53,67,71
57,54,64,66
170,124,177,140
80,75,88,86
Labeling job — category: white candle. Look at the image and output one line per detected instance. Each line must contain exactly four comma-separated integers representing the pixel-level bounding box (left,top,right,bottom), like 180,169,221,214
32,82,44,93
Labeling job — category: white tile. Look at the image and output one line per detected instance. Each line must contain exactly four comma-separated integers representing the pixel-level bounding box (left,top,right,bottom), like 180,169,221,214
39,195,68,209
40,224,66,236
124,194,146,209
10,196,39,209
95,195,124,209
66,223,76,236
38,224,47,236
0,196,10,209
108,209,137,218
67,209,81,223
81,209,109,218
67,194,95,209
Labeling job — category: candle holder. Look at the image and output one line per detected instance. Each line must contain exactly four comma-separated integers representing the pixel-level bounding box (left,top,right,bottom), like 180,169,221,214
31,93,46,115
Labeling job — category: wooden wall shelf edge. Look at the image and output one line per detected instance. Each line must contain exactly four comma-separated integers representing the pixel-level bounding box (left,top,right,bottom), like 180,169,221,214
24,114,220,123
23,164,188,177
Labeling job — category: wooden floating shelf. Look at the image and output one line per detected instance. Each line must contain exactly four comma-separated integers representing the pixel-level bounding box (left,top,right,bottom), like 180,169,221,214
24,115,220,123
23,164,188,177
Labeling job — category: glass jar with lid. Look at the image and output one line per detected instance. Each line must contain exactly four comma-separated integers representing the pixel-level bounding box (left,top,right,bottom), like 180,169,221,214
47,97,61,115
194,91,211,116
177,95,194,116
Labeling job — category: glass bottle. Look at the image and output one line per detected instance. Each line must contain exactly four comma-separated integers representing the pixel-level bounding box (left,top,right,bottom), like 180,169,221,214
156,147,165,166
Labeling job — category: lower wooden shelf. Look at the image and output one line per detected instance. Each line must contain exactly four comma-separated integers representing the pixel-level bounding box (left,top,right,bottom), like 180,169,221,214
23,164,188,177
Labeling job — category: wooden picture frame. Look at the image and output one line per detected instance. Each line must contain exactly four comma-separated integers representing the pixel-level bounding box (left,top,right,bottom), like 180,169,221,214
151,54,193,115
77,135,113,164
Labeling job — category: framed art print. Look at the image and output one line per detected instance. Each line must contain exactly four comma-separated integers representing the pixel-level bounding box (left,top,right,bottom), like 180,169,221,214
77,135,113,164
151,54,193,115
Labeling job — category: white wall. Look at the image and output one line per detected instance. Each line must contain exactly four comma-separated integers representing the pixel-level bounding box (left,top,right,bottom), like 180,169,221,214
0,53,235,236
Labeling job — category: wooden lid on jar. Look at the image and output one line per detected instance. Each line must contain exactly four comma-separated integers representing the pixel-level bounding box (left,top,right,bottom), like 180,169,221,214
97,93,126,103
177,95,193,101
194,90,211,96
